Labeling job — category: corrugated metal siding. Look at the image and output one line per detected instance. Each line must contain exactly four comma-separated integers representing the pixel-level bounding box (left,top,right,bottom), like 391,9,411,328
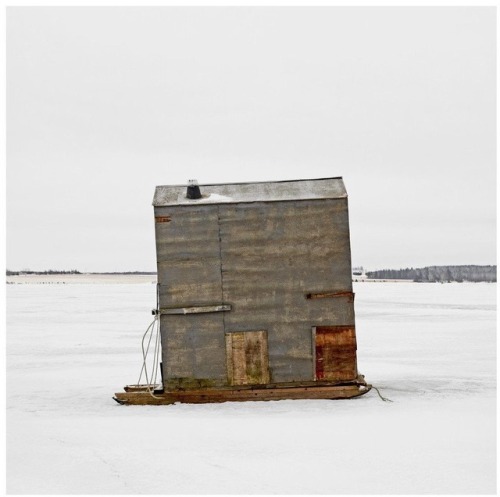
161,314,227,384
155,205,227,385
154,197,355,387
219,199,354,382
155,205,223,307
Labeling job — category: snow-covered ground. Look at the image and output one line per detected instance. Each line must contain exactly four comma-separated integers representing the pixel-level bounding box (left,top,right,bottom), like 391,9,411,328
6,273,155,285
6,281,496,494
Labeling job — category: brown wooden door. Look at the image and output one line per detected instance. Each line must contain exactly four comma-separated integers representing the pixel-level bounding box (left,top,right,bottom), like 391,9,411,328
225,331,270,386
314,326,357,381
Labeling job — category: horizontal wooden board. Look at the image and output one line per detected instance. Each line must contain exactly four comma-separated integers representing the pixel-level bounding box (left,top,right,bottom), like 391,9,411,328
114,383,371,405
160,304,231,315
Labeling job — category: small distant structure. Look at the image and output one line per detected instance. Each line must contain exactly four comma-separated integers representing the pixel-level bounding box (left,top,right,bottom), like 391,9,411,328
114,177,371,405
352,266,366,281
352,266,364,276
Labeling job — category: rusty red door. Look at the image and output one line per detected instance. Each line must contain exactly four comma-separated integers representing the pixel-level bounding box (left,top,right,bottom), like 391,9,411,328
314,326,357,381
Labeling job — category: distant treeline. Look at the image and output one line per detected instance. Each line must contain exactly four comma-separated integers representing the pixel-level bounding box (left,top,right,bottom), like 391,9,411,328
366,265,496,282
6,269,157,276
6,269,81,276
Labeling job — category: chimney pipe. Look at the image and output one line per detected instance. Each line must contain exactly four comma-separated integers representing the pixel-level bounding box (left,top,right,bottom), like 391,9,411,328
186,179,202,199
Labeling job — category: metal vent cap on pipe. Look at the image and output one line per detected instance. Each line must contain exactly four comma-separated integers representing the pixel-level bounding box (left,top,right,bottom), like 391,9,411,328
186,179,202,199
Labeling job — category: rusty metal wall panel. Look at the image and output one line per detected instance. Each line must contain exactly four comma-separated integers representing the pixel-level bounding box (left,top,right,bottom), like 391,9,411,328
219,199,354,383
314,326,357,381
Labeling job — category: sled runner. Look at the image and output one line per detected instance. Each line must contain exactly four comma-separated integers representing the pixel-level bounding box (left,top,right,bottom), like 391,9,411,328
113,376,371,405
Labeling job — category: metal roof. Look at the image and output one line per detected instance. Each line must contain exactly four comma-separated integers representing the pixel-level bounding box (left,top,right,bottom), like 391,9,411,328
153,177,347,206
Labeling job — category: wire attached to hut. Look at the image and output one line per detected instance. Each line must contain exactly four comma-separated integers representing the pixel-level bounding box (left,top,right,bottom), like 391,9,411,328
372,385,393,402
137,317,156,384
136,311,162,399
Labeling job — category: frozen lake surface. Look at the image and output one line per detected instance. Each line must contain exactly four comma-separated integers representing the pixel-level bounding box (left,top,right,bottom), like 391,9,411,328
7,281,497,494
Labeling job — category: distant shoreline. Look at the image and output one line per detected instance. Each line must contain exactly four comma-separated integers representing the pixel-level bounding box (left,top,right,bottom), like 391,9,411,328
6,273,496,285
6,273,157,284
6,271,157,276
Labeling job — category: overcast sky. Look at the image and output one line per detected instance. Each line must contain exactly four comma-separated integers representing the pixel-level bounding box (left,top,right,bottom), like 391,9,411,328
6,6,496,272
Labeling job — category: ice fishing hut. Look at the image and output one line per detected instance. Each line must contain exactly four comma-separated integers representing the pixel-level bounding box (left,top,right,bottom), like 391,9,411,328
114,177,370,404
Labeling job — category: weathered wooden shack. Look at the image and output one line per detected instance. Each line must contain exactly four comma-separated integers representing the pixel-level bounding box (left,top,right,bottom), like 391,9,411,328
114,177,370,404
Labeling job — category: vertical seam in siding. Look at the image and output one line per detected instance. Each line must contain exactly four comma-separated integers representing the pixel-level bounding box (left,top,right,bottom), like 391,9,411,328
216,205,226,333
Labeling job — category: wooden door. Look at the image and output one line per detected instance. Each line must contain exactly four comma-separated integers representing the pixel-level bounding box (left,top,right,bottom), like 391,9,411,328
314,326,357,381
225,331,270,386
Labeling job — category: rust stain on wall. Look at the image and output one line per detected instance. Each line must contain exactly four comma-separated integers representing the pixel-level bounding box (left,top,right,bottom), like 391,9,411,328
155,215,171,223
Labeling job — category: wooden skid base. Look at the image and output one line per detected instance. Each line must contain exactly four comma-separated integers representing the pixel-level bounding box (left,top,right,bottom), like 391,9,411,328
113,382,372,405
123,384,161,393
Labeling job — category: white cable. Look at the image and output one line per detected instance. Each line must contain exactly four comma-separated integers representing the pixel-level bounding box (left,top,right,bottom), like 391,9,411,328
150,316,161,388
137,317,156,386
139,314,163,399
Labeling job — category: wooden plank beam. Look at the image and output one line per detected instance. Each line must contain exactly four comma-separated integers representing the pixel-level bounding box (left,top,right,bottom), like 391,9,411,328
159,304,231,315
114,383,372,405
306,291,354,301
